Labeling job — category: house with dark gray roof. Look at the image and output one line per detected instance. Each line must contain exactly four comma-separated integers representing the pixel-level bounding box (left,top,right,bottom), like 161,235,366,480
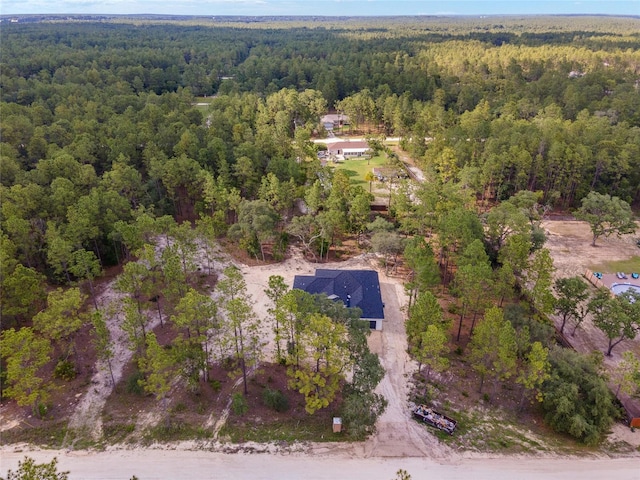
292,269,384,330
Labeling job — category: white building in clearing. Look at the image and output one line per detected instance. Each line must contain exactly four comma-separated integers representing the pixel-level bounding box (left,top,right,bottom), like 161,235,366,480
326,140,370,158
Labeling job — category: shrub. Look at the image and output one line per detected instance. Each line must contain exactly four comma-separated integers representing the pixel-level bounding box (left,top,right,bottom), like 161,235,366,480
4,456,69,480
231,393,248,416
341,390,387,440
262,387,289,412
36,402,48,418
53,360,76,381
541,347,618,445
126,370,145,395
447,303,460,315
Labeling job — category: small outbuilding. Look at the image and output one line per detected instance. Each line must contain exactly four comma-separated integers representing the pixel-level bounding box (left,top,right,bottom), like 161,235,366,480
292,269,384,330
332,417,342,433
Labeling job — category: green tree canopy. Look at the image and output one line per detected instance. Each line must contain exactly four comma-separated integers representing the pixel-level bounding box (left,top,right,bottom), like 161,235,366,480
574,191,636,246
403,236,440,308
2,456,69,480
0,327,52,416
406,290,445,349
589,289,640,356
613,351,640,398
541,348,617,445
553,276,589,335
413,324,450,382
32,287,87,361
137,332,176,402
171,288,218,387
218,265,263,395
469,307,518,395
516,341,551,409
287,313,351,414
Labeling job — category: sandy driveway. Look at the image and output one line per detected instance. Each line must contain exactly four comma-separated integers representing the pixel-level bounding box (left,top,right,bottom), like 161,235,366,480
363,281,452,459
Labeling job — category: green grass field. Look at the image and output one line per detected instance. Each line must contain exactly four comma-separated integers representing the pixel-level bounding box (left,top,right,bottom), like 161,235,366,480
589,255,640,274
331,154,389,185
193,96,213,113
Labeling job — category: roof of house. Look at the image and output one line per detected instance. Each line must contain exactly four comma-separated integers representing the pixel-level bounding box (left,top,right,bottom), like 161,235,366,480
321,114,349,123
327,141,370,152
292,269,384,319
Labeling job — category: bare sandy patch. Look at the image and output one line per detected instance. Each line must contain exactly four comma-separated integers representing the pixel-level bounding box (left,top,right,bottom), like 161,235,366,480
542,219,639,278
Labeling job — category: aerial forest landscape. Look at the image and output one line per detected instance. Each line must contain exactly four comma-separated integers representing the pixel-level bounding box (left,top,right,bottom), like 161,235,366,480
1,12,640,480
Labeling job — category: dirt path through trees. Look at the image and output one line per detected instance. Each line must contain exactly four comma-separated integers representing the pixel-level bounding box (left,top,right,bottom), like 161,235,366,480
64,283,164,446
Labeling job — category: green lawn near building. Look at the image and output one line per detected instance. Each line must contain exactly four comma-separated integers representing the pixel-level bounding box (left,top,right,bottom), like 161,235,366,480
331,154,388,185
193,97,214,112
589,256,640,275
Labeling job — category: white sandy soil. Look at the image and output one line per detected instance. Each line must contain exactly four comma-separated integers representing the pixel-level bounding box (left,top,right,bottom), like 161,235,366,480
1,446,638,480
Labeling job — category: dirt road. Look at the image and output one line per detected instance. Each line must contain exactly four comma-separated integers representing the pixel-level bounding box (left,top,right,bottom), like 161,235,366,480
2,447,637,480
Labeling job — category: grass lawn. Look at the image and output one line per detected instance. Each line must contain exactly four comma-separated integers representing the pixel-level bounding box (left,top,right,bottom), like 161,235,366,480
331,154,389,185
589,256,640,275
193,96,214,113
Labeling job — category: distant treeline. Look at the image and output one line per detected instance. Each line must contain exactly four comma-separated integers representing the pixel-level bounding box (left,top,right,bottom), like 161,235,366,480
2,20,640,101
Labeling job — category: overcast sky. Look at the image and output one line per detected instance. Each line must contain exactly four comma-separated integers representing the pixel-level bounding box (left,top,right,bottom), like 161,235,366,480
1,0,639,17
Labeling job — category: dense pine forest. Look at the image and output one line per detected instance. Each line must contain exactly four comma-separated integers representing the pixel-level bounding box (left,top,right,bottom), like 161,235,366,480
2,17,639,269
1,16,639,449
